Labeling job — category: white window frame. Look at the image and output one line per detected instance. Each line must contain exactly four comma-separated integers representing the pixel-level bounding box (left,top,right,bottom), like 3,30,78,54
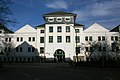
56,17,62,22
64,17,71,22
48,17,54,22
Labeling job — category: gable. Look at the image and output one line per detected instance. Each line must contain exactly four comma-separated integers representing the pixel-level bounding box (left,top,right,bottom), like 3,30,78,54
15,24,37,33
84,23,109,32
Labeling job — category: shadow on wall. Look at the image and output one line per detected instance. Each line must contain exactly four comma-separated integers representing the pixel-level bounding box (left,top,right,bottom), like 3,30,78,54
0,41,44,63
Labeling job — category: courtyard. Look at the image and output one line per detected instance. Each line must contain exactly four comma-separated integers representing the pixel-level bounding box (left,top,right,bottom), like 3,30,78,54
0,63,120,80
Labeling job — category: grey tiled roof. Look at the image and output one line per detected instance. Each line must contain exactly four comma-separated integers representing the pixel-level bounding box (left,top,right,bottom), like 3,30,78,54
43,11,77,17
110,24,120,32
0,24,13,33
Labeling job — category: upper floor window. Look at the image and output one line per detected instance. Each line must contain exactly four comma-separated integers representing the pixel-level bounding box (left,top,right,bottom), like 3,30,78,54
102,36,105,41
40,47,44,54
89,36,92,41
57,26,62,32
57,36,62,43
17,37,23,42
76,36,80,43
56,17,62,22
40,30,44,33
75,29,79,33
66,36,70,43
85,36,88,41
32,37,35,41
115,36,118,41
48,18,54,22
40,37,44,43
66,26,70,32
28,37,31,41
49,36,53,43
98,36,101,41
111,36,114,41
64,17,71,22
49,26,53,32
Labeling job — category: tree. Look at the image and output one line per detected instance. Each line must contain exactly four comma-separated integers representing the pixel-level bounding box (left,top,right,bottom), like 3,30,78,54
81,41,100,61
0,0,15,26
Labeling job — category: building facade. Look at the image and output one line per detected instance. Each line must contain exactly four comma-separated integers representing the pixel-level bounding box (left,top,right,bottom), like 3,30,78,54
0,11,120,62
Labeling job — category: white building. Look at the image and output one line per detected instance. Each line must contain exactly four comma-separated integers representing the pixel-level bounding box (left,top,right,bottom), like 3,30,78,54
0,11,119,62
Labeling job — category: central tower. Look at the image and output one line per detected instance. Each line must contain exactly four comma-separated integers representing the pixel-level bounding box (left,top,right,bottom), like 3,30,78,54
43,11,77,61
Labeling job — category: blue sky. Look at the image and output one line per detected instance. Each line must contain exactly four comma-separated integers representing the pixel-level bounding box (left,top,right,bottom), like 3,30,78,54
9,0,120,31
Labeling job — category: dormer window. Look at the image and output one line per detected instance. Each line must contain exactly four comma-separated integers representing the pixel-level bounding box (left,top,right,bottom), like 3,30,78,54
64,17,71,22
56,17,62,22
48,17,54,22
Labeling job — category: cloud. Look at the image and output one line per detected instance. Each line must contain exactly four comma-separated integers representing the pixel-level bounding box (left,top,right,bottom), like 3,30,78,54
92,0,120,16
72,0,120,22
46,0,68,9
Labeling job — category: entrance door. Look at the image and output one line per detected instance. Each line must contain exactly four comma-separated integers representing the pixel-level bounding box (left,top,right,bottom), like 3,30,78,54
54,49,65,62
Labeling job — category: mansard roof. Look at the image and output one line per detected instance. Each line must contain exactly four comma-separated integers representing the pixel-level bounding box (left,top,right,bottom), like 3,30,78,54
110,24,120,32
0,24,13,33
84,23,109,32
15,24,36,33
43,11,77,17
35,24,45,28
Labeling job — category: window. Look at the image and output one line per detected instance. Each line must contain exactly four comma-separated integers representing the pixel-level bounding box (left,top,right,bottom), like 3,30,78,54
29,37,31,41
66,26,70,32
102,36,105,41
49,26,53,32
40,30,44,33
65,17,71,22
76,36,80,43
98,47,102,52
28,47,31,52
17,37,19,42
89,36,92,41
57,26,62,32
49,36,53,43
85,47,88,51
103,47,106,52
9,38,11,42
20,47,22,52
32,47,35,52
56,18,62,22
98,36,101,41
85,36,88,41
48,18,54,22
40,47,44,54
76,47,80,54
111,36,114,41
20,37,23,42
75,29,79,33
40,37,44,43
57,36,62,43
16,47,19,52
66,36,70,43
115,36,118,41
32,37,35,41
5,38,8,42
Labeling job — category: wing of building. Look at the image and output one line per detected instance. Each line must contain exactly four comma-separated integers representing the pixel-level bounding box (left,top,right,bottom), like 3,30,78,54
0,11,120,63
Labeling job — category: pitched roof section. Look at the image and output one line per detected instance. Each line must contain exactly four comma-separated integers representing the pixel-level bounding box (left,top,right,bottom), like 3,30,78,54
15,24,36,33
84,23,109,32
35,24,45,28
110,24,120,32
43,11,77,17
0,24,13,33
